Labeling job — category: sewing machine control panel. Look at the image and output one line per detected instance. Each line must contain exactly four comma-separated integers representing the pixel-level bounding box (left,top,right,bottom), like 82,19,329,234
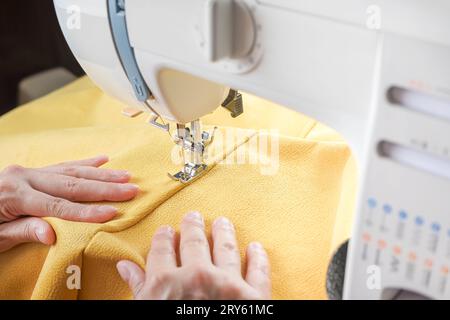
344,33,450,300
356,196,450,298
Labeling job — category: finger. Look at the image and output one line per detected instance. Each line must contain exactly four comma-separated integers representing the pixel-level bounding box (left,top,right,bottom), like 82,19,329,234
147,225,177,275
180,212,212,266
0,217,56,252
27,170,139,202
46,155,109,169
212,217,241,276
40,166,131,183
245,242,271,299
20,188,118,223
117,260,146,298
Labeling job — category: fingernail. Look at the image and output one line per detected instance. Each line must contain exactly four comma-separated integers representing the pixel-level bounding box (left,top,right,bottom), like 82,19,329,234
185,211,203,224
117,262,130,281
115,171,131,179
96,205,118,215
157,225,175,236
214,217,233,229
249,242,263,250
122,184,139,192
36,227,48,243
96,155,109,162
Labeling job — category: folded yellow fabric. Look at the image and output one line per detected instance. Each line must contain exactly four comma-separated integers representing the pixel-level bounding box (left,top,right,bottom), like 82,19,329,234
0,77,356,299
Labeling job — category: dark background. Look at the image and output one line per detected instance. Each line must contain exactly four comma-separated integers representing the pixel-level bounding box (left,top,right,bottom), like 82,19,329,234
0,0,83,115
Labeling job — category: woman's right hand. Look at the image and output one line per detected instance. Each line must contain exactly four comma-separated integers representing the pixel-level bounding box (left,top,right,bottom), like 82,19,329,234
117,212,271,300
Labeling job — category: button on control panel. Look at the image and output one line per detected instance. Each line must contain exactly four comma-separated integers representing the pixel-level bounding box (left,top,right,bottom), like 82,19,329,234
358,197,450,297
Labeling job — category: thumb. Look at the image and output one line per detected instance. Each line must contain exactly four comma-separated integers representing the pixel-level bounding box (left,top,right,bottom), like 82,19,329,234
0,217,56,252
117,260,146,299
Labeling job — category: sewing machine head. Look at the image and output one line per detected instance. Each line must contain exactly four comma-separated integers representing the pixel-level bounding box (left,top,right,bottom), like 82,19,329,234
55,0,450,300
54,0,256,183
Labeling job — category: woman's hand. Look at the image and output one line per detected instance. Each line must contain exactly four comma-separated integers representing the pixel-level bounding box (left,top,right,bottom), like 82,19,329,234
0,155,139,252
117,212,271,300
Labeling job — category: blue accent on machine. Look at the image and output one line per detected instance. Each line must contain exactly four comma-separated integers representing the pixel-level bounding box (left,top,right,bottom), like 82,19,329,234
107,0,151,102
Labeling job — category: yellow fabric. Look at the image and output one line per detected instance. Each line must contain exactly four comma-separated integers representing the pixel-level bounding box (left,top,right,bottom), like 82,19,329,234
0,77,357,300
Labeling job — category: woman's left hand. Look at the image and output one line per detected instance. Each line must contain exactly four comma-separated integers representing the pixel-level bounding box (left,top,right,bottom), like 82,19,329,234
0,155,139,252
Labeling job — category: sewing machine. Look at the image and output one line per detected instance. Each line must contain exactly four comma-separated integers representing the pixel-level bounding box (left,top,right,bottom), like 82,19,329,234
54,0,450,299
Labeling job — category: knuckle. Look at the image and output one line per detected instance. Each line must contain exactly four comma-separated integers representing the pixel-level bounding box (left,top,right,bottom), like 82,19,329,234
62,166,79,177
218,241,239,255
103,186,118,198
0,166,24,195
0,177,23,220
64,179,80,197
187,265,213,286
45,198,66,218
151,244,175,256
2,165,25,176
181,266,216,299
184,219,204,230
152,231,174,243
98,171,111,181
0,177,19,194
77,205,90,218
181,236,208,251
22,221,33,240
254,261,270,276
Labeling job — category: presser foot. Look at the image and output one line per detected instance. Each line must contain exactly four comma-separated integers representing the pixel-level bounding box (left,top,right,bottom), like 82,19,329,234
168,163,208,184
168,120,217,184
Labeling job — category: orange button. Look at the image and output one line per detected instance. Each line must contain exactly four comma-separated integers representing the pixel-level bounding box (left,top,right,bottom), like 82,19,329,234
442,266,449,275
393,246,402,255
378,239,387,249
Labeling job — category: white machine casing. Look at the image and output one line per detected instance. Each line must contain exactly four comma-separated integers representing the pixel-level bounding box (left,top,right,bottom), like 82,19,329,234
54,0,450,299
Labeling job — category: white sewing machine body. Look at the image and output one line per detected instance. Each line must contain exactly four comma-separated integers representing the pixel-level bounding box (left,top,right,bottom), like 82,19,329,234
54,0,450,299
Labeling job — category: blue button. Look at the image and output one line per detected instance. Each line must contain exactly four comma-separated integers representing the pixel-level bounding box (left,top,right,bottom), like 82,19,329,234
368,198,377,209
415,216,424,226
432,223,441,233
447,229,450,237
383,204,392,214
399,210,408,220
